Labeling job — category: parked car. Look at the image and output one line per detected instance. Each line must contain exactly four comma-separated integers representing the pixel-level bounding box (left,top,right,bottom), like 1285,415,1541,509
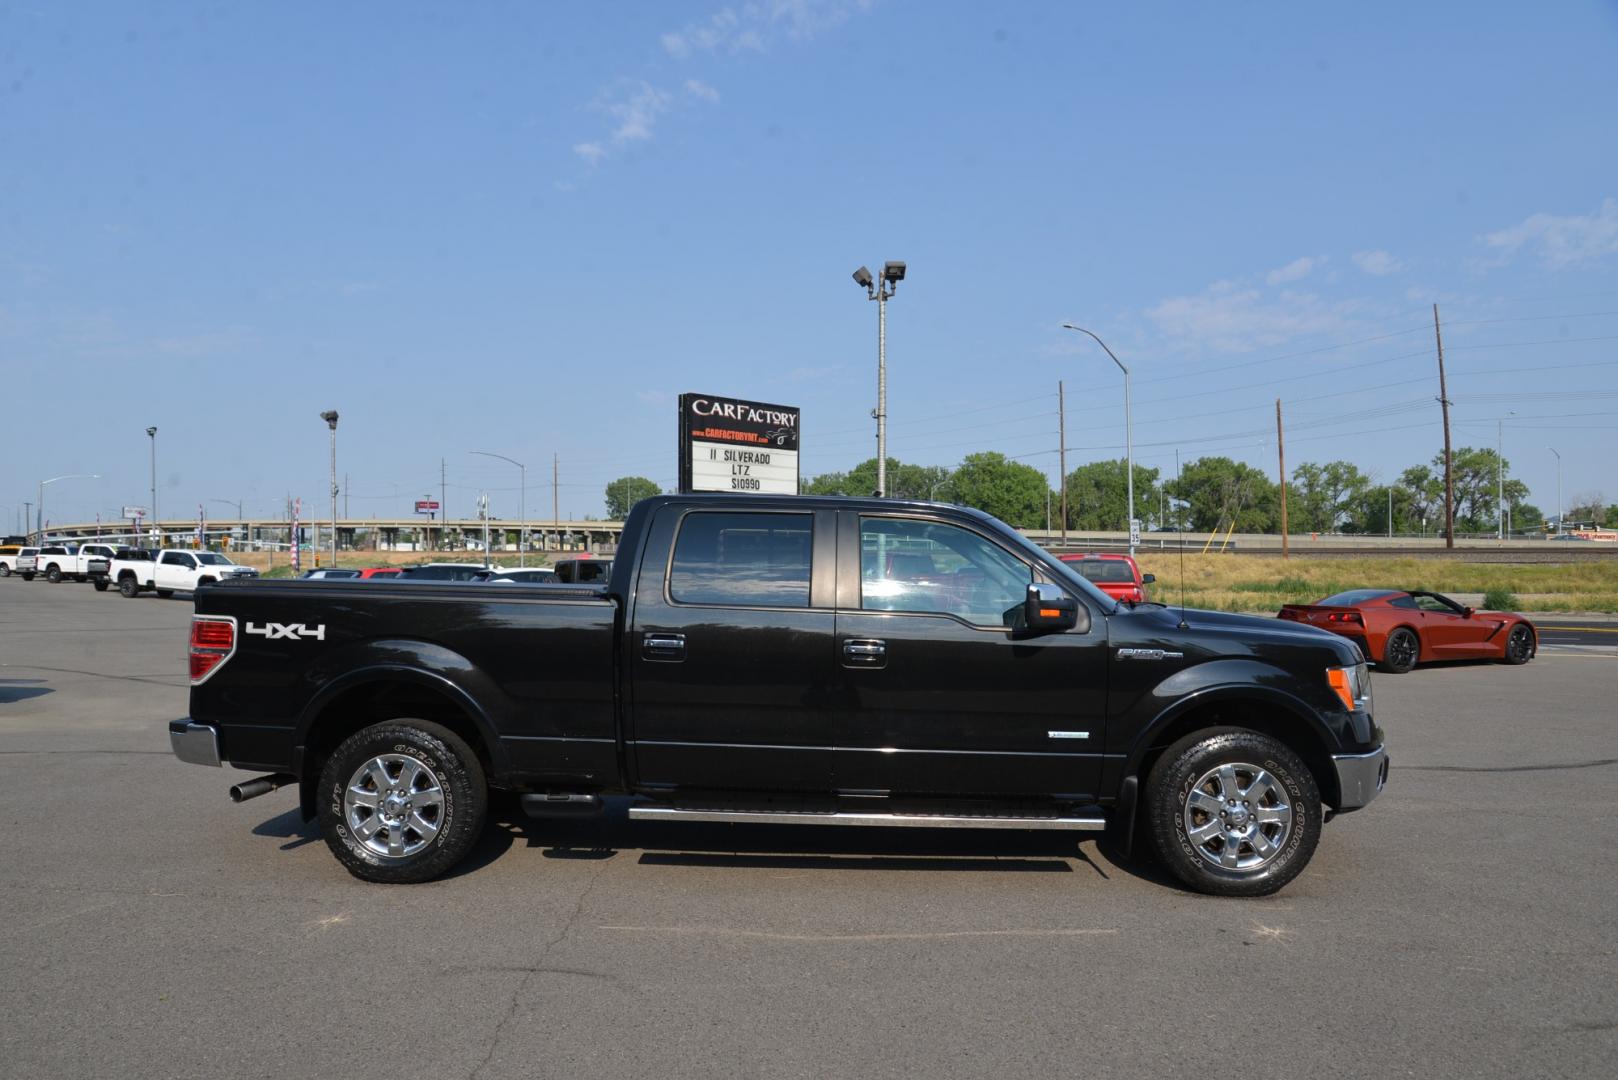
1056,552,1154,604
396,563,487,582
551,557,612,583
112,548,259,597
36,543,113,586
0,544,39,580
1278,589,1535,673
482,568,560,584
171,493,1386,897
301,568,361,580
357,567,401,579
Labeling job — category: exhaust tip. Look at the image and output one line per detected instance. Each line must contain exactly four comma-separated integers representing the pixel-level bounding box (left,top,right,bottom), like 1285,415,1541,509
229,773,296,803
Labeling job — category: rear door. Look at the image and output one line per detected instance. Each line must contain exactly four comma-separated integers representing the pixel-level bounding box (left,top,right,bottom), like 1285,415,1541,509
832,511,1110,800
626,506,837,793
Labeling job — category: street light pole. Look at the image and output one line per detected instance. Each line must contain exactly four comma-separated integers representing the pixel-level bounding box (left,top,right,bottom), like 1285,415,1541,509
1496,412,1514,540
321,411,339,566
852,262,906,497
470,451,526,567
1061,324,1135,555
37,474,102,541
146,426,158,542
1548,447,1562,536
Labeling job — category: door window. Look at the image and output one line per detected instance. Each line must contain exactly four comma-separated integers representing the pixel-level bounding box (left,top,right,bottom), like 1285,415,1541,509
859,517,1032,626
1413,594,1459,614
669,512,812,608
161,552,194,567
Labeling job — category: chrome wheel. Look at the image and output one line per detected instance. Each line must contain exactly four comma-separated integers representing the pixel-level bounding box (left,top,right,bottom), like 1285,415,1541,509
342,753,446,859
1182,762,1293,871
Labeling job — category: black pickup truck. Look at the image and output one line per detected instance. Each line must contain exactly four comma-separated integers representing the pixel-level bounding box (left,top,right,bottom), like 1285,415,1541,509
172,494,1387,896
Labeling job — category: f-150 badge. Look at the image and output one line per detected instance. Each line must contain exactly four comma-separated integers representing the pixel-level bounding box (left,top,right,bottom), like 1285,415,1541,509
1116,647,1183,661
245,622,326,641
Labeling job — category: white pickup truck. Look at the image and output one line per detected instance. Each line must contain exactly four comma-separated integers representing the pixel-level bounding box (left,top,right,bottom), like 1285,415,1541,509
36,543,116,588
111,548,260,597
0,545,40,580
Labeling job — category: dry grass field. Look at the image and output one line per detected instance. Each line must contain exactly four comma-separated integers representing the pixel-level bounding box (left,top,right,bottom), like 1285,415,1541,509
1132,553,1618,613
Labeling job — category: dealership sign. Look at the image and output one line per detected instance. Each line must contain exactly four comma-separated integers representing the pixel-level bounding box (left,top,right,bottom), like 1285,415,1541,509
415,500,440,514
678,393,800,495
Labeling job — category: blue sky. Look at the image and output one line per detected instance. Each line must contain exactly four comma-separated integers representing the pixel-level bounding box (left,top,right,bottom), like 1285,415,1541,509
4,1,1618,530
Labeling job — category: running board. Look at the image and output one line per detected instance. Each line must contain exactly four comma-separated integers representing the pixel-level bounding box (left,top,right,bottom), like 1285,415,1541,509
628,806,1106,831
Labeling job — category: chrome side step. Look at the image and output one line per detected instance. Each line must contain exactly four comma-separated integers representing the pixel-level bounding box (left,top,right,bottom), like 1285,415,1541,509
628,806,1106,831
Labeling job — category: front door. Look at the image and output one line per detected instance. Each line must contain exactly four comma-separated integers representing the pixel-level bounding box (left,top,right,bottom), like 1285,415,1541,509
156,551,196,590
627,506,838,794
832,512,1109,801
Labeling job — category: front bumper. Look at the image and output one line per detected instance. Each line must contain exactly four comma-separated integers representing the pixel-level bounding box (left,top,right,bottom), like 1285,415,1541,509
1333,744,1389,809
170,719,222,767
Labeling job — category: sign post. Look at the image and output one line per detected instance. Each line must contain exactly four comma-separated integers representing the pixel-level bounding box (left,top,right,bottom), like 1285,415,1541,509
122,506,146,546
678,393,800,495
415,499,440,553
291,498,302,573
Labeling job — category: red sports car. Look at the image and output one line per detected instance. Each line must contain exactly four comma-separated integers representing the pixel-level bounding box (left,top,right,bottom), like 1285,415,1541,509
1278,588,1536,673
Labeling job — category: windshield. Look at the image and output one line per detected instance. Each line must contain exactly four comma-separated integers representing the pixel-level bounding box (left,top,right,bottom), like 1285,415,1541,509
195,553,233,565
1319,589,1396,606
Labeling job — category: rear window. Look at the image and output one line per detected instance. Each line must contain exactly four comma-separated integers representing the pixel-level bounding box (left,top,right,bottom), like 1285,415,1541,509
1318,589,1397,606
1070,559,1135,584
669,512,812,608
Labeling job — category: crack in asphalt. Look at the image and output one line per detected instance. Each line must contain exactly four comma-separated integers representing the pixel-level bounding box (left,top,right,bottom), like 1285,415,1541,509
1402,758,1617,773
469,858,612,1080
0,663,186,687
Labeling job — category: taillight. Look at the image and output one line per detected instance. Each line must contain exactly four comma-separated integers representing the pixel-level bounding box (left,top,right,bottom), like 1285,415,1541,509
1326,611,1363,625
189,616,237,684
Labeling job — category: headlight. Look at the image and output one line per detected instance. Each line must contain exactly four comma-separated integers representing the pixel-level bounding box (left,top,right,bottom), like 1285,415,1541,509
1327,662,1373,713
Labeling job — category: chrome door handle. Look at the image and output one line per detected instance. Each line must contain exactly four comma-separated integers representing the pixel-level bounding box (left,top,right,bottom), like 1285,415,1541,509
843,638,886,666
642,633,687,661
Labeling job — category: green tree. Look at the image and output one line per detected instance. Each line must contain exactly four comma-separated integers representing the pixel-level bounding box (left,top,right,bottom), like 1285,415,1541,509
1167,457,1278,532
1564,496,1609,529
604,476,661,519
801,458,952,500
1398,465,1443,533
1291,460,1370,533
950,452,1050,528
1062,458,1161,530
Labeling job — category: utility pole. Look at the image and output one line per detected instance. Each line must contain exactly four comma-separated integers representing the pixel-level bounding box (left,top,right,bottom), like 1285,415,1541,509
1058,380,1067,547
553,453,560,537
1434,304,1455,549
23,502,31,542
1276,398,1288,559
344,473,350,519
440,458,448,551
1548,447,1562,536
1387,487,1393,539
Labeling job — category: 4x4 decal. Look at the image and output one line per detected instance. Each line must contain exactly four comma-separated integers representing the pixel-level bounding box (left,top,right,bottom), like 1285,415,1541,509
245,622,326,641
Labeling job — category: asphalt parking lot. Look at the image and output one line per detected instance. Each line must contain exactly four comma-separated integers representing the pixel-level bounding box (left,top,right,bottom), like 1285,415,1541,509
2,582,1614,1080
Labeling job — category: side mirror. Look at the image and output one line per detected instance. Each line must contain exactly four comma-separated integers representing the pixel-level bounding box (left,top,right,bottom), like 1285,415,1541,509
1463,606,1474,618
1023,582,1079,633
1141,573,1156,584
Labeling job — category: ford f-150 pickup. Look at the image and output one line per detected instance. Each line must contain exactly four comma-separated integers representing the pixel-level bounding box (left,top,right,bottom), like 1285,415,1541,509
171,495,1387,896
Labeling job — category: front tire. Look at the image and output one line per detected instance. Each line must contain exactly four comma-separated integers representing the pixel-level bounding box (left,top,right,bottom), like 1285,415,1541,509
318,719,488,884
1380,627,1419,674
1502,624,1535,665
1146,729,1321,897
0,564,10,577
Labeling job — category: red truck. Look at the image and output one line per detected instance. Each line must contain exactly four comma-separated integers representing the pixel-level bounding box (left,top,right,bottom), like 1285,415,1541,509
1057,553,1153,604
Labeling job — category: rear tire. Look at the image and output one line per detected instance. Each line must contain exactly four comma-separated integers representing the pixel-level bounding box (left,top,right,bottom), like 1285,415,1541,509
155,589,174,598
318,719,488,884
1380,627,1419,674
93,580,109,592
1145,728,1321,897
21,572,34,581
46,566,62,583
1502,624,1535,665
0,564,10,577
119,577,139,598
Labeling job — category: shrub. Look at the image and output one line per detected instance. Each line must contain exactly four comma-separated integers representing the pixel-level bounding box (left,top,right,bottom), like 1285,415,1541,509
1483,586,1517,611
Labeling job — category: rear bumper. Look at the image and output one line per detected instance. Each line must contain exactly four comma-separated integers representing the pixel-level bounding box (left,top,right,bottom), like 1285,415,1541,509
169,719,222,767
1333,744,1389,809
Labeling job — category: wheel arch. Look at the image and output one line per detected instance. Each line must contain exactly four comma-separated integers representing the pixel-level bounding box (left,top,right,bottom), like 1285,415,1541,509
293,666,506,820
1123,686,1342,811
1387,623,1423,661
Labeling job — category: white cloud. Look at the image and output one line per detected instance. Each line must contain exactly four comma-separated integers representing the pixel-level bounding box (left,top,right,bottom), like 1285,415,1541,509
572,142,606,165
1482,198,1618,269
1351,249,1404,276
684,79,721,104
1146,280,1356,352
662,0,870,58
606,83,670,143
1265,256,1322,286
